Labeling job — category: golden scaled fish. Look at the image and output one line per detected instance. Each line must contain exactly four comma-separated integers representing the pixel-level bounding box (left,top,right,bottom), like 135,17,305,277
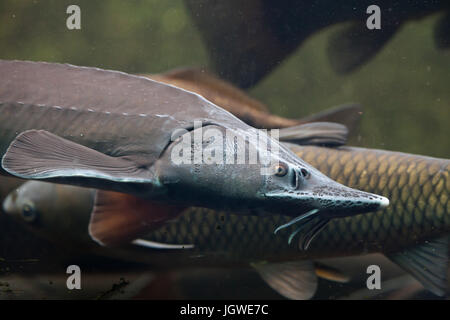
4,145,449,299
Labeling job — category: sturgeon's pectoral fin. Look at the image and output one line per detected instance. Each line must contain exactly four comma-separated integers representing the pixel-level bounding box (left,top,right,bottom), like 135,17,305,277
89,190,185,246
252,260,317,300
386,236,449,296
279,122,348,146
2,130,155,184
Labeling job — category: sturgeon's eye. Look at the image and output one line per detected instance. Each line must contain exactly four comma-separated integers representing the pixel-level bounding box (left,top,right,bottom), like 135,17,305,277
21,203,37,223
274,163,288,177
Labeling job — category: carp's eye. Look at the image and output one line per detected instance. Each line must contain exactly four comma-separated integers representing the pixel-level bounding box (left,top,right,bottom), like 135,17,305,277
21,203,37,223
274,163,288,177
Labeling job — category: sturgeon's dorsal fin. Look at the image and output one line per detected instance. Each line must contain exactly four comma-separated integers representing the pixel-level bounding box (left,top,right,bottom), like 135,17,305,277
386,236,449,296
252,260,317,300
279,122,348,146
2,130,155,184
89,190,185,246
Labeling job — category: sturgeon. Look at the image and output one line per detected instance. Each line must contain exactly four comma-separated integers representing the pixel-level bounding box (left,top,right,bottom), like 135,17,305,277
0,60,388,247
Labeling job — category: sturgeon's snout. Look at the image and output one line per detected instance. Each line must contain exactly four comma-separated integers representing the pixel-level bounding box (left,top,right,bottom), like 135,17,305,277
379,196,390,208
309,185,389,216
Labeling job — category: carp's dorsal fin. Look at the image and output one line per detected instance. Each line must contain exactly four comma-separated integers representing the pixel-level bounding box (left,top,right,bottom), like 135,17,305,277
252,260,317,300
2,130,156,184
89,190,185,246
279,122,348,146
386,236,449,296
314,263,350,283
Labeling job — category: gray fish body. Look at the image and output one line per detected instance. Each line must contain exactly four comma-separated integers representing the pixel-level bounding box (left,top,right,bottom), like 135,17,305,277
0,60,387,213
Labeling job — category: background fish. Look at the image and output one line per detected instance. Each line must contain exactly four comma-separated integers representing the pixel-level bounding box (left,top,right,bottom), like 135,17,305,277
185,0,450,87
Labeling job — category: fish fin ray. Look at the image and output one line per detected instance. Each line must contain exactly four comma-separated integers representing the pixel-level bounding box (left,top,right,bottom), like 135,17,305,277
386,236,449,296
252,260,317,300
88,190,185,246
279,122,348,146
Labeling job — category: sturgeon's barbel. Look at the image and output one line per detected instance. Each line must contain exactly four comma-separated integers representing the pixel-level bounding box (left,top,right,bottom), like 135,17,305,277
0,60,388,247
3,145,449,299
